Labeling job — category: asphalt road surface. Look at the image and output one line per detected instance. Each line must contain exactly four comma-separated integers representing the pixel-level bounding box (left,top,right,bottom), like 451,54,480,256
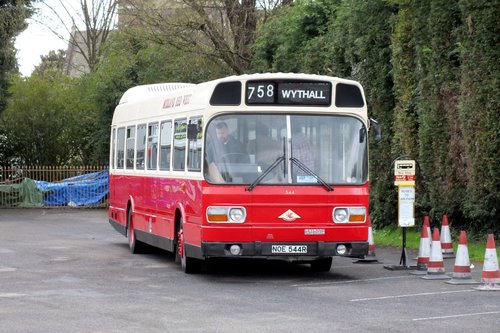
1,209,499,332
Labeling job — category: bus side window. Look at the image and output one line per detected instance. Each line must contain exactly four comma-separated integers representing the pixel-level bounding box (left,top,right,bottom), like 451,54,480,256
136,123,147,170
126,125,136,170
159,120,172,171
111,128,116,169
116,127,125,169
173,118,187,171
188,118,202,171
147,122,159,170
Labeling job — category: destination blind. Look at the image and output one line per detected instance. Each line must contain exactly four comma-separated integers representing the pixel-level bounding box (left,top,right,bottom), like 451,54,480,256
246,81,332,106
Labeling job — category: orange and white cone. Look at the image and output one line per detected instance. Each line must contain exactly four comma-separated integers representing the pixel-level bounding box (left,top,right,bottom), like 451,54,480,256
414,215,432,260
421,228,449,280
475,234,500,291
440,215,455,258
354,217,380,263
446,231,477,285
410,224,430,275
423,215,431,251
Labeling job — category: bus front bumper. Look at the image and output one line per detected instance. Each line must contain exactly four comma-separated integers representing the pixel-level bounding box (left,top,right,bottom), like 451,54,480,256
200,241,368,259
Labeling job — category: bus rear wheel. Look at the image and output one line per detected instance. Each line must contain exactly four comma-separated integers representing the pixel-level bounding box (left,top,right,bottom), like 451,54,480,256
177,221,202,274
310,257,332,272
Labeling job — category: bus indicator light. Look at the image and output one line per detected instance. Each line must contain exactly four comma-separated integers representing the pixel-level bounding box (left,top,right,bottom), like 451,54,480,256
207,206,246,223
333,207,366,223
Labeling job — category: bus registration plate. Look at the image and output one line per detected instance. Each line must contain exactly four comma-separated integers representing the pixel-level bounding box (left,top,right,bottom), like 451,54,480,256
271,245,307,254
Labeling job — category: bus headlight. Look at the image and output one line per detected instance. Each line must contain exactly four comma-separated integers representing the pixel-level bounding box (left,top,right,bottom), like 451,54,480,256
229,208,245,222
207,206,246,223
333,208,348,223
332,207,366,223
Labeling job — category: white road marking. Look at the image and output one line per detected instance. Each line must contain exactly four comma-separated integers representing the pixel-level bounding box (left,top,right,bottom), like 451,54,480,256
292,275,410,287
350,289,475,302
0,293,27,298
413,311,500,321
0,267,17,272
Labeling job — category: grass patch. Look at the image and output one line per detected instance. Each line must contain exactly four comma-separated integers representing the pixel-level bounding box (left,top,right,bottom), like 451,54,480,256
373,227,498,262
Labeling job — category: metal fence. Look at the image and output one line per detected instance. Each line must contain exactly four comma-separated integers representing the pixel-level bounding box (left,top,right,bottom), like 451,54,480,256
0,165,109,208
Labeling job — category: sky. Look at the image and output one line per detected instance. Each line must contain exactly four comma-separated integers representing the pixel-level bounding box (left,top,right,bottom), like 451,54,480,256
15,0,79,76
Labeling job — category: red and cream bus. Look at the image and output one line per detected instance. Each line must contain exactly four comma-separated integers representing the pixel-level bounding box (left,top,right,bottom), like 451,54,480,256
108,73,378,273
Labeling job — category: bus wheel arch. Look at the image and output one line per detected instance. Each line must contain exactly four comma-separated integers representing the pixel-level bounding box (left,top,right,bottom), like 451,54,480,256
175,209,202,274
126,199,145,254
174,209,182,263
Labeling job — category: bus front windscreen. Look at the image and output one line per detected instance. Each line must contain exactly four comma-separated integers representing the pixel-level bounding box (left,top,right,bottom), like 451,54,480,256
204,114,367,186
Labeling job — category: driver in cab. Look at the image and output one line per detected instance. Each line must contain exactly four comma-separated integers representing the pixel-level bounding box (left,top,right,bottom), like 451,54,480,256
215,122,249,163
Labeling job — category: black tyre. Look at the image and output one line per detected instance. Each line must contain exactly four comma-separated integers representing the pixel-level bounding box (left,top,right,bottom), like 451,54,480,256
310,257,332,272
127,208,146,254
177,221,202,274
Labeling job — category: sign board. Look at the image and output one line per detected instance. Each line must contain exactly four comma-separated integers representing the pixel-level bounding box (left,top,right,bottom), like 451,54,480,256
394,160,416,186
246,81,332,106
398,186,415,227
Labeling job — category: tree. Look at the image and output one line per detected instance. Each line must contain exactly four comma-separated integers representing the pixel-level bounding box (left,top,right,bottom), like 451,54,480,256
1,73,95,165
0,0,33,114
252,0,337,73
37,0,118,73
119,0,293,74
74,30,233,164
32,49,66,76
458,0,500,235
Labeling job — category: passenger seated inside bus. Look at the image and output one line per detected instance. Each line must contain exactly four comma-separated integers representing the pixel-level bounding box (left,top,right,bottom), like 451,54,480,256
247,124,281,166
247,124,283,182
291,122,316,182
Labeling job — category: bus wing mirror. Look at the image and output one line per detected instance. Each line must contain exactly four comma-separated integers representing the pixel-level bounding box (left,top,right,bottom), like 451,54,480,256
359,127,366,143
370,118,382,142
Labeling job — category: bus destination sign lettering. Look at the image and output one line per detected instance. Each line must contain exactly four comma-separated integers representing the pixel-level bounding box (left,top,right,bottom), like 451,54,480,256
246,81,331,106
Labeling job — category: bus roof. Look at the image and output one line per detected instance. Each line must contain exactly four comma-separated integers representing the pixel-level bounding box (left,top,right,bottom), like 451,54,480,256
118,83,195,104
112,73,366,126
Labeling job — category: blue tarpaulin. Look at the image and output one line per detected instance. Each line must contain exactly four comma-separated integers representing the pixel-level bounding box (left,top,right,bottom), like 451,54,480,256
35,170,109,206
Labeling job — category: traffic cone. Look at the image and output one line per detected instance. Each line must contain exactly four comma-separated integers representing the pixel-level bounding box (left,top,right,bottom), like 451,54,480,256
354,217,381,263
414,215,432,260
445,231,478,285
440,215,455,258
423,215,431,251
410,224,430,275
475,234,500,291
421,228,449,280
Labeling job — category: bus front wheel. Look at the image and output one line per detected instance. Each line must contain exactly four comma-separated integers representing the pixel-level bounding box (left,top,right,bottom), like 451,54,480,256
177,221,202,274
310,257,332,272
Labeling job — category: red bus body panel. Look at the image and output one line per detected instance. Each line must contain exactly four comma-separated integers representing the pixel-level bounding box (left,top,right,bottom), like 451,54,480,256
109,174,369,253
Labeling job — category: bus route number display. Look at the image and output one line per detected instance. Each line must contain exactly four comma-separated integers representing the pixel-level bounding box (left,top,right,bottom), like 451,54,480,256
246,81,331,106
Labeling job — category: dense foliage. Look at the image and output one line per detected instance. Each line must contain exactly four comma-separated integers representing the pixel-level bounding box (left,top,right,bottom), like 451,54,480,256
0,30,231,166
0,0,33,114
252,0,499,236
2,73,91,165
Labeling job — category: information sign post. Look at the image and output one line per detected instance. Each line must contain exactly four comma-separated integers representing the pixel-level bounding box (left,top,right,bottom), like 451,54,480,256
384,160,417,270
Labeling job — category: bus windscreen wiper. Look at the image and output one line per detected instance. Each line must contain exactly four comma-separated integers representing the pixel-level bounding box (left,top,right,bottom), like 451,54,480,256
246,155,285,191
290,157,334,192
